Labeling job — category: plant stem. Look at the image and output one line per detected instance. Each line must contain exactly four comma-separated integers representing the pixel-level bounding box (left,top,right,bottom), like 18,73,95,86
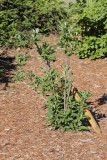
35,42,50,72
64,55,70,111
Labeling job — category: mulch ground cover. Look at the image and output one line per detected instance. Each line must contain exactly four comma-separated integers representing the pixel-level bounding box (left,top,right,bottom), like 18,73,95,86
0,34,107,160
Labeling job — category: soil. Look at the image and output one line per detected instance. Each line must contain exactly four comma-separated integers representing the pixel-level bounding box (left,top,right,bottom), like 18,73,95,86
0,34,107,160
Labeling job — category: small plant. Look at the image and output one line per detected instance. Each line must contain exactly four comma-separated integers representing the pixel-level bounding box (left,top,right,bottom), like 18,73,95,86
13,29,91,132
40,42,56,67
58,21,73,56
12,55,27,82
15,55,27,67
25,30,91,132
31,28,56,70
11,32,29,47
27,62,91,132
12,70,25,83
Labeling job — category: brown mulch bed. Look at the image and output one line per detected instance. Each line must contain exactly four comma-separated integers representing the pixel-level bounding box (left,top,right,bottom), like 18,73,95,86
0,34,107,160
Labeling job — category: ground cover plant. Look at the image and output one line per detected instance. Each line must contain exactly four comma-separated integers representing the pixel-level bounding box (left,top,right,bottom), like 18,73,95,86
12,55,27,82
13,29,91,132
0,0,67,47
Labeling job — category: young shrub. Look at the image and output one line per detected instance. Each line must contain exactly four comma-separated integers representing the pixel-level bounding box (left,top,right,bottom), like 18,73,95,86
25,29,91,132
13,29,91,132
27,63,91,132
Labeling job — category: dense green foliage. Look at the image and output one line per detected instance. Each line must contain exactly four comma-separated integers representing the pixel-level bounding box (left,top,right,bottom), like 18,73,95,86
27,67,91,132
69,0,107,59
0,0,106,59
0,0,67,47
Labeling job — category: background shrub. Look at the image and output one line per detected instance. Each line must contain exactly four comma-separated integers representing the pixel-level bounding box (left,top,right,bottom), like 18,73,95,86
0,0,67,47
69,0,107,59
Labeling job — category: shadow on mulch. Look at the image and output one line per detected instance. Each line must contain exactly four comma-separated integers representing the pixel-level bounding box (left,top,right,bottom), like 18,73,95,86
82,95,106,128
97,94,107,106
100,54,107,59
93,94,107,120
0,56,16,89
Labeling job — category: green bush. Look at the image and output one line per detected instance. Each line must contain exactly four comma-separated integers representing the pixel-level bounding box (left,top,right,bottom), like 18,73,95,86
69,0,107,59
13,29,91,132
0,0,67,47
